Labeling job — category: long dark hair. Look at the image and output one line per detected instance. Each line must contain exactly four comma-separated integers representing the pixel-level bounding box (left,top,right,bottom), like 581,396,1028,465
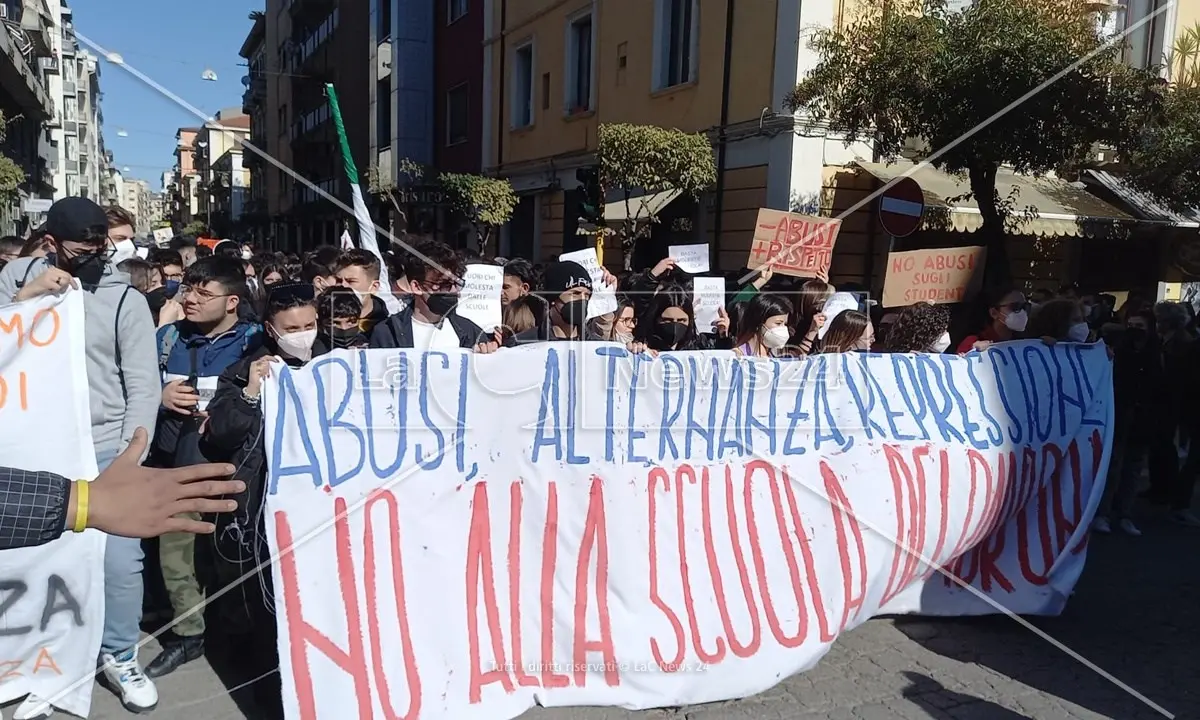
820,310,869,353
635,285,699,350
734,293,794,346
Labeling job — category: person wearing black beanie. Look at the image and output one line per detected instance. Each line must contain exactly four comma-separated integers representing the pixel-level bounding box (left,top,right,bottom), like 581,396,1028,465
507,260,597,345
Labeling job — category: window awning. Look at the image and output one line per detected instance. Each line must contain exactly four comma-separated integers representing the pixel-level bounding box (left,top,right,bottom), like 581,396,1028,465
603,189,683,224
1081,170,1200,227
854,160,1138,238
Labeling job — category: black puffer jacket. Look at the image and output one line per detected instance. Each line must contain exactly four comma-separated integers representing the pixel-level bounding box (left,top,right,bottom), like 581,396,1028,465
200,336,331,615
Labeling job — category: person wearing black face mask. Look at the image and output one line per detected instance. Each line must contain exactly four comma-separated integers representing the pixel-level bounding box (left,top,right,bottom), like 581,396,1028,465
635,284,732,352
318,287,369,349
507,260,600,345
368,239,496,352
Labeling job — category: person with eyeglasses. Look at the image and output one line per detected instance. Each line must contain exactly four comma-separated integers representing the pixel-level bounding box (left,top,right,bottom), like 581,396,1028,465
0,197,163,715
144,255,262,683
957,287,1030,353
369,239,496,352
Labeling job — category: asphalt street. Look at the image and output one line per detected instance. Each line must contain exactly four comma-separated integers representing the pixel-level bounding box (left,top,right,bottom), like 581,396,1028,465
24,503,1198,720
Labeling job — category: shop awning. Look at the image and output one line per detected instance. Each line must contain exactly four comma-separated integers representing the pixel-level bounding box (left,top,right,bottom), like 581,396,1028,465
1081,170,1200,227
854,160,1138,237
603,189,683,224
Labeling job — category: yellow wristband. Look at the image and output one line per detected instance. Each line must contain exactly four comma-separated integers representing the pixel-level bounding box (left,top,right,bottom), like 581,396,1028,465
73,480,89,533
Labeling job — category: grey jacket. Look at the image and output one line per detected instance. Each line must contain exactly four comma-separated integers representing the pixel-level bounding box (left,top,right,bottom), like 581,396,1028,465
0,257,159,457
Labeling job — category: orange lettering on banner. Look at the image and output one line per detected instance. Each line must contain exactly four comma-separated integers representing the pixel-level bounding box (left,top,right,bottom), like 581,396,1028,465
538,483,570,688
362,490,422,720
778,467,833,643
465,483,515,703
0,659,22,681
32,647,61,675
0,313,24,349
879,446,932,607
647,468,686,672
571,476,618,687
506,482,540,689
745,460,813,649
675,464,727,664
28,309,60,347
703,467,761,658
275,503,373,720
820,463,868,634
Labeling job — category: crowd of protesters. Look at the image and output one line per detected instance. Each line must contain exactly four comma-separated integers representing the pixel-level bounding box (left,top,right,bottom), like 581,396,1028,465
0,195,1196,720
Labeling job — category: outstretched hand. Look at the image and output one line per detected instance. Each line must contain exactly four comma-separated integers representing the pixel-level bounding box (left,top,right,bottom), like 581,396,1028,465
78,428,244,538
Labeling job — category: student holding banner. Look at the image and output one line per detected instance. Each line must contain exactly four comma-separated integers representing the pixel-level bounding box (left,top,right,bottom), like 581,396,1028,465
636,285,731,351
370,240,495,352
0,197,163,716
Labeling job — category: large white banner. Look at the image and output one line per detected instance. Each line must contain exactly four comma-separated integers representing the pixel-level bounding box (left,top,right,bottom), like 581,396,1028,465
0,292,104,718
265,342,1113,720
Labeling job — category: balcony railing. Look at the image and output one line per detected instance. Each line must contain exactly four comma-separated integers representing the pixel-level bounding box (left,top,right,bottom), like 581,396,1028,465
290,8,339,71
39,56,59,74
291,104,331,140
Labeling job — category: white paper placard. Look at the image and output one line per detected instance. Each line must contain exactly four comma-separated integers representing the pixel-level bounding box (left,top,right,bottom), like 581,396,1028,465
669,244,711,273
457,264,504,332
559,248,618,319
0,291,104,719
692,276,726,332
153,227,173,246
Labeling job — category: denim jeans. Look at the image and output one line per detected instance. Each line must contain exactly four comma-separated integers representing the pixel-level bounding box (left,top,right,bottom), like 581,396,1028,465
96,449,145,655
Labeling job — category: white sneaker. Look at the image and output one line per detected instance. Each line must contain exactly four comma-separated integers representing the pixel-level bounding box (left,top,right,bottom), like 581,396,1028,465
1117,518,1142,537
1171,509,1200,528
100,648,158,713
13,694,53,719
1090,516,1112,534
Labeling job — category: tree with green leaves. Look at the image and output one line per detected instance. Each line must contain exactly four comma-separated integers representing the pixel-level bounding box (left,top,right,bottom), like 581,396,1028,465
182,220,208,237
438,172,518,254
0,111,26,199
787,0,1165,286
368,159,517,253
596,123,717,270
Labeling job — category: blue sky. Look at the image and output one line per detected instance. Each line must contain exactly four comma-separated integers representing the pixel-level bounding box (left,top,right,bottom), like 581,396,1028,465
72,0,259,191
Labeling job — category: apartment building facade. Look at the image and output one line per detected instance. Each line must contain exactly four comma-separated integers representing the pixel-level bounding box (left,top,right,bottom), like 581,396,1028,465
247,0,370,251
240,10,268,244
120,177,153,235
483,0,870,268
192,109,249,237
0,0,57,233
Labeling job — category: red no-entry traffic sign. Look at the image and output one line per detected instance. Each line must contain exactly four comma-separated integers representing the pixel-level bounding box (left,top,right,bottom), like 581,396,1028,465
879,177,925,238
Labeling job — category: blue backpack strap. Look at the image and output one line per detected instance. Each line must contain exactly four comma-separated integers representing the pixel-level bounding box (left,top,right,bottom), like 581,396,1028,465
158,323,180,375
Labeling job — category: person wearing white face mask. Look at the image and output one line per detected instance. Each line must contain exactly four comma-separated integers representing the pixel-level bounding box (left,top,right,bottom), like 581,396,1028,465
733,293,794,358
958,288,1029,353
881,301,953,354
105,205,139,265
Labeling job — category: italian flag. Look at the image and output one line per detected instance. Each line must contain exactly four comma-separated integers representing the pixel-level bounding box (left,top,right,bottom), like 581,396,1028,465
326,83,402,314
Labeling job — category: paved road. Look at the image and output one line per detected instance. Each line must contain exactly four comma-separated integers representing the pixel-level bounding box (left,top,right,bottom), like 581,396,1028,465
20,504,1197,720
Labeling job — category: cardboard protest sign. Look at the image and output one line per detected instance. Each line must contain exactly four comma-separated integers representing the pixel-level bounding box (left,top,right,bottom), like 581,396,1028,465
153,227,173,246
457,264,504,332
747,209,841,280
560,248,618,319
265,342,1112,720
882,246,986,308
669,244,710,274
0,292,104,718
